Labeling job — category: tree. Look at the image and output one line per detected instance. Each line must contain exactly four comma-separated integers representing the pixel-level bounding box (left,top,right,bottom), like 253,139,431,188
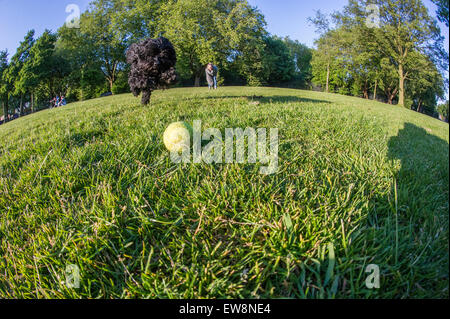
311,28,345,93
333,10,385,99
0,50,9,121
261,36,296,85
378,57,400,104
19,30,52,110
158,0,221,86
222,0,267,86
158,0,267,86
58,0,127,95
57,0,269,90
437,101,449,122
57,23,106,100
432,0,449,27
406,50,444,114
283,37,313,88
4,30,35,115
342,0,446,107
110,0,164,43
20,30,71,109
83,0,128,93
309,11,334,92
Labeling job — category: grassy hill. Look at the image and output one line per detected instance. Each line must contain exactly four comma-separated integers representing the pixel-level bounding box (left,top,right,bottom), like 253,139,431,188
0,87,448,298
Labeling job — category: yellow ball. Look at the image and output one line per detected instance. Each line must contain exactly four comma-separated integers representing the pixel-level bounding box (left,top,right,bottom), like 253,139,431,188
163,121,193,153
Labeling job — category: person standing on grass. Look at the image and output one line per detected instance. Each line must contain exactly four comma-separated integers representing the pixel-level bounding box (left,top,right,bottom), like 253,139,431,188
212,64,218,89
61,95,67,106
206,63,214,90
206,63,219,90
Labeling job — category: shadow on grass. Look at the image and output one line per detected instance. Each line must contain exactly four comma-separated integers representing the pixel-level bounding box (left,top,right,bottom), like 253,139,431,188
191,95,332,105
371,122,449,296
66,130,106,147
388,123,449,188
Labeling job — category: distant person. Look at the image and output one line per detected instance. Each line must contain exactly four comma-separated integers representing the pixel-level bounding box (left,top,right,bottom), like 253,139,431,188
212,64,218,89
61,96,67,106
49,97,56,108
206,64,214,90
206,63,218,90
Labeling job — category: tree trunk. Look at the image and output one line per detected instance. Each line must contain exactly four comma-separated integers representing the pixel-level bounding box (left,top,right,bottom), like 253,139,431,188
387,90,394,104
325,62,330,93
363,80,369,99
417,100,422,113
20,95,23,116
387,96,393,104
386,87,397,105
398,63,405,106
373,79,378,101
194,65,206,87
2,99,8,123
31,93,34,113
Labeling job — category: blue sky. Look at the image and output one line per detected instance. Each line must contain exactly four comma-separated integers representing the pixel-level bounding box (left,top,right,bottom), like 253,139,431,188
0,0,92,56
247,0,449,48
0,0,448,57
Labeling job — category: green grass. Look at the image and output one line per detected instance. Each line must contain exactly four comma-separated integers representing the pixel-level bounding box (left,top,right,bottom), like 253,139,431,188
0,87,448,299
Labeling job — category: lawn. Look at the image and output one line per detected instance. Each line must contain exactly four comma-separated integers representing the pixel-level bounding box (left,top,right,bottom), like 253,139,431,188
0,86,448,298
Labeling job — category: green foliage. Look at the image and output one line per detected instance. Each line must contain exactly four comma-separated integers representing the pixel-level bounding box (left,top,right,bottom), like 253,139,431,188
6,30,35,98
432,0,449,27
223,1,268,85
311,29,345,93
437,100,449,121
20,31,66,96
283,37,313,88
261,36,296,85
344,0,446,106
57,25,107,100
0,30,36,116
406,51,444,114
158,0,269,86
158,0,222,82
110,0,164,42
57,0,128,94
112,69,131,95
83,0,128,91
0,51,8,95
0,50,9,118
310,0,447,113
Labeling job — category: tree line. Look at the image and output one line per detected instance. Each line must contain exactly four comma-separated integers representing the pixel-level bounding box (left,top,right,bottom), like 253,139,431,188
1,0,448,123
310,0,449,119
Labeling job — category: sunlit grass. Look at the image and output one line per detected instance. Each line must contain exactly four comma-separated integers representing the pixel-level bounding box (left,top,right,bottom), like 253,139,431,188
0,87,448,298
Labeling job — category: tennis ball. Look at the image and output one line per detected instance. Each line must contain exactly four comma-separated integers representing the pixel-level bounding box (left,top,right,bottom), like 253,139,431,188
163,121,193,153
